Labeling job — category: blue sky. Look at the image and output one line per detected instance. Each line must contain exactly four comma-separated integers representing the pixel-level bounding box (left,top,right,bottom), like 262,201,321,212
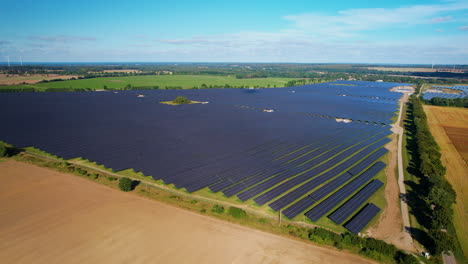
1,0,468,64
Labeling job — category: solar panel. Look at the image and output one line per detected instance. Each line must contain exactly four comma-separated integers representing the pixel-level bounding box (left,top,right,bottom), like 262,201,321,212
328,179,384,224
304,162,385,222
282,196,316,219
344,203,381,234
0,81,405,197
263,136,389,210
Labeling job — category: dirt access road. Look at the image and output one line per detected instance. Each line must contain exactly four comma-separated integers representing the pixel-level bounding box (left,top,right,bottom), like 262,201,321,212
367,93,415,252
0,160,375,264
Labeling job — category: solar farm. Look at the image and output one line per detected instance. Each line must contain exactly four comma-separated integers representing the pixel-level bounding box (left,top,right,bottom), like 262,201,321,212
0,80,410,234
423,85,468,100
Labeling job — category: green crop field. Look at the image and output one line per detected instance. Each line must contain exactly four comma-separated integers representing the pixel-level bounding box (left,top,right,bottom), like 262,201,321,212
0,75,294,91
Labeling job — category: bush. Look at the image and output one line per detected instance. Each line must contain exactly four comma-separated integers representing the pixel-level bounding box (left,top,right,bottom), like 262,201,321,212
119,177,133,192
211,204,225,214
107,176,117,181
0,142,7,157
173,96,190,104
76,168,87,175
394,250,419,264
228,206,247,219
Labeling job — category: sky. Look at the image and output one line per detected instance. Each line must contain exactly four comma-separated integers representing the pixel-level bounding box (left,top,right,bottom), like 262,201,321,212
1,0,468,64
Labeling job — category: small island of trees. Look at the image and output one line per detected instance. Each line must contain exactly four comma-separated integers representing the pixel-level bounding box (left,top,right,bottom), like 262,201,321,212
173,96,191,104
160,96,207,106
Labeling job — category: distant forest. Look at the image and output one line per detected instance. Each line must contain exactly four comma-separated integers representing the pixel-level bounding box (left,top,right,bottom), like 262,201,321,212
1,63,468,85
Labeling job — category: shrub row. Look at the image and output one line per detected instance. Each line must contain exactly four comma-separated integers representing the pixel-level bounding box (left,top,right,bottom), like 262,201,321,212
423,97,468,108
308,227,418,263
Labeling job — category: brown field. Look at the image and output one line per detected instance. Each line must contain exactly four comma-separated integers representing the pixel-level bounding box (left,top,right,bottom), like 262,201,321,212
444,126,468,161
423,105,468,257
0,160,374,264
0,74,80,85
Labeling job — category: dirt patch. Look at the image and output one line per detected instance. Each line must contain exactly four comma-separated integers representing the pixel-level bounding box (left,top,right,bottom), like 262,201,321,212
424,105,468,258
443,126,468,162
0,160,375,264
367,133,414,252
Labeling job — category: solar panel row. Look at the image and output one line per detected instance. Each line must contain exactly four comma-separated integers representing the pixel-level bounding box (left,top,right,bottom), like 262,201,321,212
310,148,388,201
328,179,384,224
254,132,388,206
344,203,381,234
269,138,389,213
304,162,385,222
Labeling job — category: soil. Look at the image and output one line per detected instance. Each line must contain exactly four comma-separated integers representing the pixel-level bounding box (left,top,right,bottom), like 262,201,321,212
443,126,468,162
0,160,375,264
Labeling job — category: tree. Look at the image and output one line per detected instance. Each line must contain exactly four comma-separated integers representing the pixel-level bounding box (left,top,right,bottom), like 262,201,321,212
0,142,7,157
119,177,133,192
428,229,455,255
173,96,190,104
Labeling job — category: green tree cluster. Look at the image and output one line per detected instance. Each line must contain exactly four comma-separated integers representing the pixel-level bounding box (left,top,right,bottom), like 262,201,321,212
0,142,8,157
424,97,468,108
173,96,191,104
119,177,133,192
307,228,417,263
410,96,458,255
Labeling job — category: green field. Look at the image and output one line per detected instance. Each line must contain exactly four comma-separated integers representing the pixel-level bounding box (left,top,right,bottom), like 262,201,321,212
1,75,294,91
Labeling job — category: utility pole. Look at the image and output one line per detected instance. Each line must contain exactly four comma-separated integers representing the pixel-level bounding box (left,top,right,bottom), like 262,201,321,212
278,209,282,226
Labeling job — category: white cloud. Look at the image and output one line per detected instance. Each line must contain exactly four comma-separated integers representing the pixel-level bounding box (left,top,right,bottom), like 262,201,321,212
28,35,96,42
431,16,453,23
437,29,444,32
283,1,468,37
460,25,468,30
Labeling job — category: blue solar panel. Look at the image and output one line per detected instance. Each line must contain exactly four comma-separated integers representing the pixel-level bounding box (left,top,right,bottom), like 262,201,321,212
328,179,384,224
259,135,389,208
344,203,381,234
282,196,316,219
0,81,405,195
304,161,385,222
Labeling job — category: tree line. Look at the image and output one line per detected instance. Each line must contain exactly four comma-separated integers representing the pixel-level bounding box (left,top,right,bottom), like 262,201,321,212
409,95,459,256
423,97,468,108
